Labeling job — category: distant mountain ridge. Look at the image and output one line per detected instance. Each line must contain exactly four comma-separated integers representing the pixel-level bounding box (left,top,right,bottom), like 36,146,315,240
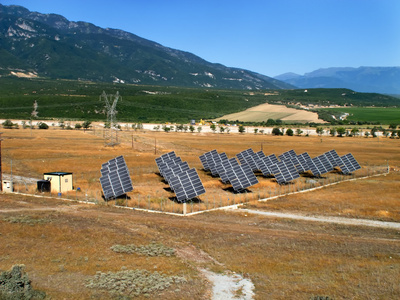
0,4,293,90
275,67,400,94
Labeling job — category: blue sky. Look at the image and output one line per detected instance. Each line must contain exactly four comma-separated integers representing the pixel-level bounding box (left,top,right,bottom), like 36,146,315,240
2,0,400,77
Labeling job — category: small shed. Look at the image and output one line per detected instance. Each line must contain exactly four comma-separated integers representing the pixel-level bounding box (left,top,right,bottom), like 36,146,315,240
2,180,13,193
43,172,73,194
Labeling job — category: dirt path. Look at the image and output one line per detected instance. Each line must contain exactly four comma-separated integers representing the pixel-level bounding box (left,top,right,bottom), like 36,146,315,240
240,209,400,230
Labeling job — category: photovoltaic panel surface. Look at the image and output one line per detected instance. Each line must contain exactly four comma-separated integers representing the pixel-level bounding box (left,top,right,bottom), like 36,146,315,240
270,160,300,184
255,150,266,160
281,155,307,174
296,152,312,172
278,149,297,161
237,148,255,164
199,149,218,171
208,152,229,176
100,156,133,200
169,168,206,202
256,154,279,176
157,157,183,176
225,163,259,192
162,161,190,184
155,151,176,166
218,158,240,183
308,154,334,176
237,148,259,171
337,153,361,174
325,149,340,167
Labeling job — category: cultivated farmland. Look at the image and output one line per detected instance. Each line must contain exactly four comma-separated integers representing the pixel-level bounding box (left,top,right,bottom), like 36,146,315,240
0,127,399,299
215,103,326,123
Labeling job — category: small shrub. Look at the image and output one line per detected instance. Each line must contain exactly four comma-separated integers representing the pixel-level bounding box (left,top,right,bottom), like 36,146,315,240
286,128,294,136
38,122,49,130
3,215,51,225
82,120,92,129
0,265,46,299
2,119,15,129
86,268,186,298
110,242,175,257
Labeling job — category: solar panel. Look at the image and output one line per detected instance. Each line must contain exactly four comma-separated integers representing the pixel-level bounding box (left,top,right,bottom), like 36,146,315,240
208,152,229,176
296,152,312,172
169,168,206,203
237,148,255,164
255,150,266,159
308,153,334,176
278,149,297,161
100,156,133,200
199,149,218,171
225,163,259,192
157,157,183,176
325,149,341,168
237,148,259,171
270,160,300,184
162,161,190,184
337,153,361,174
255,154,278,176
218,158,240,183
281,156,306,174
155,151,176,166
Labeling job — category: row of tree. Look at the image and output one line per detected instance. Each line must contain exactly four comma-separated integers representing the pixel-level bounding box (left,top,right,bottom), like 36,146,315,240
1,119,92,130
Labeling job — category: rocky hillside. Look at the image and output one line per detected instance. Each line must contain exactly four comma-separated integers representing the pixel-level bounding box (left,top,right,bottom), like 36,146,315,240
0,4,293,90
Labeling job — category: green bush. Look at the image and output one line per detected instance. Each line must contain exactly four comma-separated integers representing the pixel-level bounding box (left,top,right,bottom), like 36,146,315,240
2,119,15,129
286,128,294,136
38,122,49,129
0,265,46,299
272,127,283,136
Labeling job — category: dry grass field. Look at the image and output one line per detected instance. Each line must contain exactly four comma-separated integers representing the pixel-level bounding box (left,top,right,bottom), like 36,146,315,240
0,127,399,299
215,103,326,123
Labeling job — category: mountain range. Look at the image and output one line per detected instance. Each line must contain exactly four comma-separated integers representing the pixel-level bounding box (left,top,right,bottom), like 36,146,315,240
0,4,293,90
275,67,400,94
1,4,398,94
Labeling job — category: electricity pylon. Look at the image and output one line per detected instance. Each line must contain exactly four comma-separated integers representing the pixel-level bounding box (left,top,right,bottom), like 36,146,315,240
100,91,121,146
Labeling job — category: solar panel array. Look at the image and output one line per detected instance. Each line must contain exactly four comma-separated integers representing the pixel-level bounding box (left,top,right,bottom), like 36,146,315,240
200,149,259,192
156,151,205,202
101,149,361,204
201,147,362,188
100,156,133,200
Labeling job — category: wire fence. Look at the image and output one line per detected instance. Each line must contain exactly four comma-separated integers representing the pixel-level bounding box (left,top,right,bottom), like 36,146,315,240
7,164,389,216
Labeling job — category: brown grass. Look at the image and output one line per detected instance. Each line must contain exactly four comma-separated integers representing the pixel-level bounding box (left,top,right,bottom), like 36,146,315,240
215,103,325,123
0,127,399,299
2,127,397,219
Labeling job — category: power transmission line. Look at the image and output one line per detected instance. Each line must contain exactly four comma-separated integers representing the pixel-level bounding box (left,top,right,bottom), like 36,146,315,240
100,91,121,146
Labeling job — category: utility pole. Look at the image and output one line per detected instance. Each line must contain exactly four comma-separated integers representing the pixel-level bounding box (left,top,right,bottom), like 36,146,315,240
100,91,121,146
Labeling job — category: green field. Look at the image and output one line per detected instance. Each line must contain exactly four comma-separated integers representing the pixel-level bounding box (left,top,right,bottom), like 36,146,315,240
0,77,399,124
319,107,400,124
